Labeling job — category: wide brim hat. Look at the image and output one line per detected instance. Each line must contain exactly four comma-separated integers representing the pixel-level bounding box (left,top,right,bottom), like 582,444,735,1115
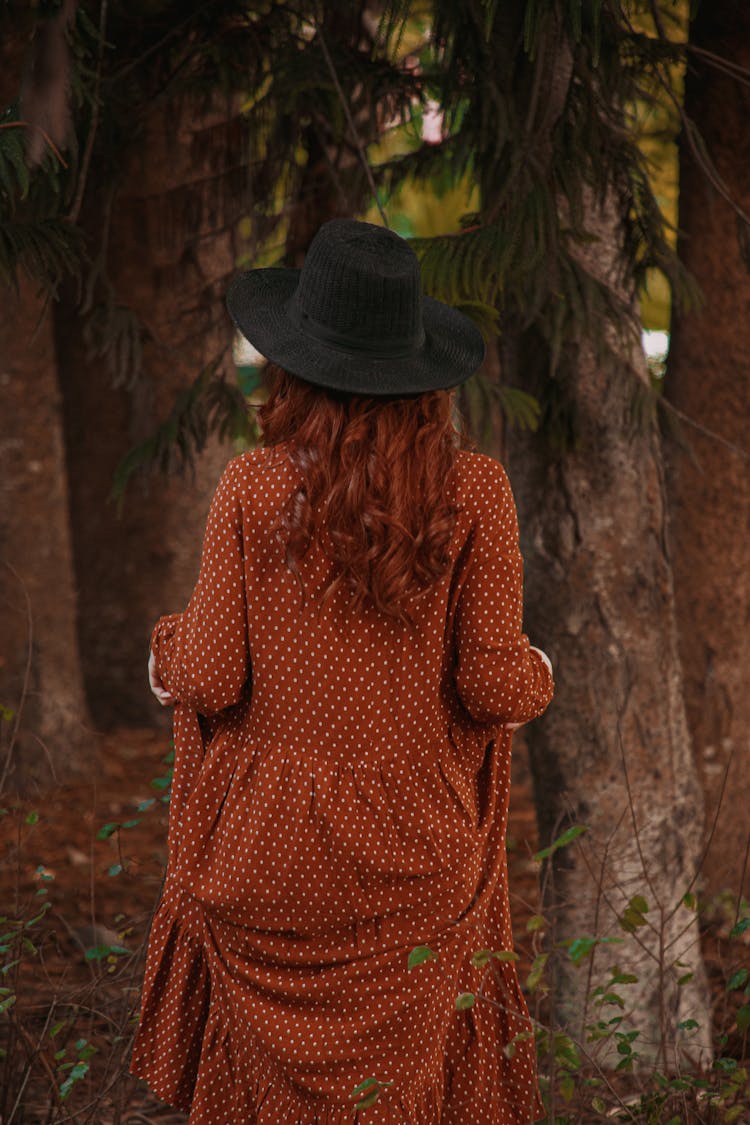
226,218,486,397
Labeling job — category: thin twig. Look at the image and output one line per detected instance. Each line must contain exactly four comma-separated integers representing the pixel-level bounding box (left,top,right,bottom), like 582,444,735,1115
733,828,750,929
6,1006,57,1125
616,698,661,910
663,744,734,932
475,987,641,1121
619,4,750,229
684,44,750,90
67,0,108,223
316,24,389,227
657,394,750,464
0,562,34,795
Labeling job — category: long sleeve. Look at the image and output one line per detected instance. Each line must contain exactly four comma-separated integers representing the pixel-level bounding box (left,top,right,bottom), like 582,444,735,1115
453,457,554,726
149,457,250,716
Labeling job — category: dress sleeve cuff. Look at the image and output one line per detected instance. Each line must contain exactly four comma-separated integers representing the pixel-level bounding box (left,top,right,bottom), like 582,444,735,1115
150,613,182,696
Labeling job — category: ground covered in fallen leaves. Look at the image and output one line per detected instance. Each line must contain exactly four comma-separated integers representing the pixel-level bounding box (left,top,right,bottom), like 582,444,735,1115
0,728,747,1123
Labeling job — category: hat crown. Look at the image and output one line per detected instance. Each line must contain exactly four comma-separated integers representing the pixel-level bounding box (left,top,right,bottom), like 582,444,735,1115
290,219,424,351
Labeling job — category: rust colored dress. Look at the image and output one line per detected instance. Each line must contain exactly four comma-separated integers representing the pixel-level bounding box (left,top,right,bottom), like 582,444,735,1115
129,442,554,1123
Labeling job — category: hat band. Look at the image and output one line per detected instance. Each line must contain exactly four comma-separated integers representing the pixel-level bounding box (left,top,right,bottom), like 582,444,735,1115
287,296,425,359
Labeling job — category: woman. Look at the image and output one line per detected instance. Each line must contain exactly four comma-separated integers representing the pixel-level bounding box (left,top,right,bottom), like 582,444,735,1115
129,218,554,1124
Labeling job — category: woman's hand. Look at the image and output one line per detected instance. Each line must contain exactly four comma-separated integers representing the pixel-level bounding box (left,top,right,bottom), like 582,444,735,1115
501,645,553,731
530,645,553,677
148,649,175,706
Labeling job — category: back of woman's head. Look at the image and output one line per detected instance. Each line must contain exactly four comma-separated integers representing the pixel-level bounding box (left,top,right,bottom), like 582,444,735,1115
255,364,477,631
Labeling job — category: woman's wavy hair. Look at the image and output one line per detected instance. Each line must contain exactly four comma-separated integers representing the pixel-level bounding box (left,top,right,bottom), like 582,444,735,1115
255,363,478,632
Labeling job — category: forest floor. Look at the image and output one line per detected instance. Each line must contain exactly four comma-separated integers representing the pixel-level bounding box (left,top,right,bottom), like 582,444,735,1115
0,728,747,1123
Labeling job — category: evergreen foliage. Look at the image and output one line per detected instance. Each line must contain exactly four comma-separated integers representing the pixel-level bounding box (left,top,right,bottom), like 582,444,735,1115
0,1,702,465
0,103,81,290
379,0,696,443
1,1,424,484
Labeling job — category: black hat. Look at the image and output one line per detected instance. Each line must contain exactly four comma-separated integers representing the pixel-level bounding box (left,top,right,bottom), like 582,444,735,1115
226,218,485,397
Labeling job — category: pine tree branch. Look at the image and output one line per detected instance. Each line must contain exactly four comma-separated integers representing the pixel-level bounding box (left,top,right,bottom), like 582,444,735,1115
0,121,67,167
316,23,389,227
67,0,107,223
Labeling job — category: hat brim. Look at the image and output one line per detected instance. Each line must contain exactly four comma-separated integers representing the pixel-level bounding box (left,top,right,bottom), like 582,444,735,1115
226,268,485,396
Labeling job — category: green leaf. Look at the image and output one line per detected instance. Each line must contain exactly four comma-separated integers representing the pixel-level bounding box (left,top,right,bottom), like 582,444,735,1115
608,972,638,987
472,948,519,966
84,943,129,961
728,969,749,991
682,892,697,911
136,798,155,812
25,811,39,825
58,1060,89,1099
568,936,623,965
598,992,625,1009
350,1077,379,1096
407,945,437,970
526,914,545,932
729,917,750,938
349,1076,393,1108
737,1005,750,1035
108,863,123,877
526,953,549,992
455,992,475,1009
618,905,648,932
96,822,119,839
568,938,597,965
629,895,649,914
352,1089,383,1109
24,902,51,927
533,824,588,861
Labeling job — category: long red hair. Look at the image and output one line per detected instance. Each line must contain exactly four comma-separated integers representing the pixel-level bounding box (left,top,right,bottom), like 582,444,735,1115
255,364,477,631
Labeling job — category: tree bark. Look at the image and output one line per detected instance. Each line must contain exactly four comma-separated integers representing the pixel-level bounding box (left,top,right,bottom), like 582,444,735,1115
662,0,750,896
55,98,239,728
0,17,93,791
0,282,94,792
504,189,712,1067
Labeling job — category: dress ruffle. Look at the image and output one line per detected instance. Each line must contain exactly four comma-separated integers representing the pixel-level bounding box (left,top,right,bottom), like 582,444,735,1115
129,723,545,1124
129,884,209,1113
131,884,451,1123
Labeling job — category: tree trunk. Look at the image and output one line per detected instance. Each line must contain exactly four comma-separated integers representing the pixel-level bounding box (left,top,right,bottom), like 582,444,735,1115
0,19,93,791
504,189,712,1067
0,282,94,792
662,0,750,896
56,7,378,730
55,98,239,728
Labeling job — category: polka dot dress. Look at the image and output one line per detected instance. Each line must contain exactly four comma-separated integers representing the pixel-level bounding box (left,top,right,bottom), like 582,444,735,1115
128,443,554,1123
